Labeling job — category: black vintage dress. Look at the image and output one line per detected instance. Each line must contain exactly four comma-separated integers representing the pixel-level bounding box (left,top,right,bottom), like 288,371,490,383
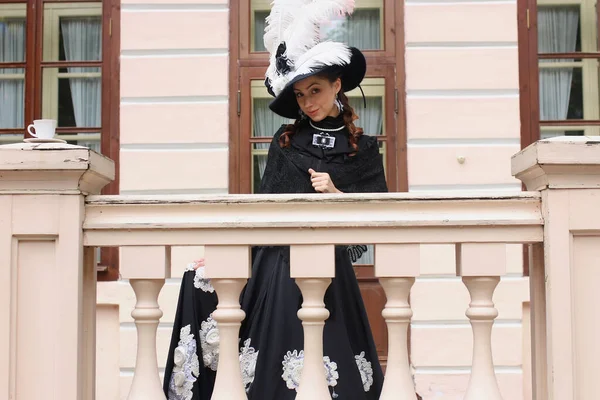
163,115,388,400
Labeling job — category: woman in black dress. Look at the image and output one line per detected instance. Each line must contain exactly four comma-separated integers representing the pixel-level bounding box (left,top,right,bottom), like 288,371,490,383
163,1,394,399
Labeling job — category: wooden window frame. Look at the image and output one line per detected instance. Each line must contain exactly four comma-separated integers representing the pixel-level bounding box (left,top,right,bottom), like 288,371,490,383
518,0,600,149
229,0,408,194
0,0,120,280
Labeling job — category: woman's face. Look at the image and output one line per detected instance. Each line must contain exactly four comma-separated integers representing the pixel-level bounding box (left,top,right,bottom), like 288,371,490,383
293,75,342,122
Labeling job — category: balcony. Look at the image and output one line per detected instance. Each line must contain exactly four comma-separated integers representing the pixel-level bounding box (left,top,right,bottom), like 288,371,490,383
1,136,598,400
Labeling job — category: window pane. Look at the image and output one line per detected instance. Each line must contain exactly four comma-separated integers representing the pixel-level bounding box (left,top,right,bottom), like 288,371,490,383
43,3,102,62
250,78,386,191
252,0,383,52
538,6,581,53
252,142,269,193
57,132,101,152
349,97,383,135
538,60,583,120
60,16,102,61
253,10,268,52
42,67,102,128
0,7,26,62
0,68,25,128
540,127,589,139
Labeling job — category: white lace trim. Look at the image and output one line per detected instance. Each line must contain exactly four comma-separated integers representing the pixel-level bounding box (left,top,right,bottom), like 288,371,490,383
281,350,339,393
168,325,200,400
239,338,259,392
199,314,220,371
185,263,215,293
355,351,374,392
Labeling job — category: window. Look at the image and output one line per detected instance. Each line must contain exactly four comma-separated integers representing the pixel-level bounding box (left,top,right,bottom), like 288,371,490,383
0,0,119,181
231,0,406,194
0,0,120,280
519,0,600,146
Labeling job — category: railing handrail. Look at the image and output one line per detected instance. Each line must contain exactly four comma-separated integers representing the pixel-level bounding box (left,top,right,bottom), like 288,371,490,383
83,192,543,247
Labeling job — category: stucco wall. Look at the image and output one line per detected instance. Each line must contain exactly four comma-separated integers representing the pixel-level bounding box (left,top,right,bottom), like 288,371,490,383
97,0,530,399
404,0,527,398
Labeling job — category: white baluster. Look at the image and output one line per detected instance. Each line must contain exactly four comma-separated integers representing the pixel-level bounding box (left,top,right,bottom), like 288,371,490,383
210,279,248,400
295,278,332,400
375,244,420,400
204,245,251,400
463,276,503,400
290,245,335,400
120,246,170,400
128,279,166,400
380,278,417,400
456,243,506,400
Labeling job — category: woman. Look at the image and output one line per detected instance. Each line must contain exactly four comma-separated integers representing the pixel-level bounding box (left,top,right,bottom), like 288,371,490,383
164,1,398,399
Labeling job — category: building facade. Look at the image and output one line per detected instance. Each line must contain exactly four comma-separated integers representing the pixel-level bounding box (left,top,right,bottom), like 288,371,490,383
1,0,594,398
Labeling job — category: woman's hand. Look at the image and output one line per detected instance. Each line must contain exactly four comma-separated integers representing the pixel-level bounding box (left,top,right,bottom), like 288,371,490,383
192,258,205,270
308,168,342,193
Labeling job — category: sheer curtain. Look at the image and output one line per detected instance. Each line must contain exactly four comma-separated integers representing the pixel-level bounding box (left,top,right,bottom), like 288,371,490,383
322,9,380,50
538,7,579,136
61,17,102,151
0,19,25,129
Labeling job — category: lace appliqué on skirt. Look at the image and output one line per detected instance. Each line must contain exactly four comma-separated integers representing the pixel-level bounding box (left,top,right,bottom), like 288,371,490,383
281,350,339,397
200,314,220,371
185,263,215,293
355,351,374,392
239,338,259,392
168,325,200,400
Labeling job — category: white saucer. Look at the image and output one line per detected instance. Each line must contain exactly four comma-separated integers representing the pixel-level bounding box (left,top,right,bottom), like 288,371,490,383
24,138,67,144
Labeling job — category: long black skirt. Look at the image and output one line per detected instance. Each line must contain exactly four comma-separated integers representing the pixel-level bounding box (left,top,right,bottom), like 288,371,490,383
163,246,384,400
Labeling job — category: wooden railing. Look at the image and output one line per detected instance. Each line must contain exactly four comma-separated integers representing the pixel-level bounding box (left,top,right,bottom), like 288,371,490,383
2,136,600,400
84,192,542,400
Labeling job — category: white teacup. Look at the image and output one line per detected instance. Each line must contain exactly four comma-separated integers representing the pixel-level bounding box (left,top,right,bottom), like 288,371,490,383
27,119,57,139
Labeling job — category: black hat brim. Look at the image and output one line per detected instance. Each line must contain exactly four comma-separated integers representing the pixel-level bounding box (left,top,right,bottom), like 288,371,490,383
267,47,366,119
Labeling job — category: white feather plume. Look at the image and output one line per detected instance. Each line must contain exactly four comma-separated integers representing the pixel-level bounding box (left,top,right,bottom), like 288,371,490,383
285,0,355,62
263,0,356,95
292,41,351,76
263,0,307,55
269,41,351,95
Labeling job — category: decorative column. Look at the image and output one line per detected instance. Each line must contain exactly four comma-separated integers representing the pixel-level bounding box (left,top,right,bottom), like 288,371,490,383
375,244,419,400
204,245,251,400
290,244,335,400
456,243,506,400
0,143,114,400
512,136,600,400
121,246,171,400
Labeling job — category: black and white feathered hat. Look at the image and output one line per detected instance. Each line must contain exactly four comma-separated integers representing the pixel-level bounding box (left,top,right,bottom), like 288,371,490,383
263,0,367,119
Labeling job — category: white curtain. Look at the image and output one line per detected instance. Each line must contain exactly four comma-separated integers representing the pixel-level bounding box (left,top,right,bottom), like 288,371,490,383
255,9,380,51
323,9,380,50
253,98,290,184
538,7,579,135
350,97,383,136
61,17,102,151
0,19,26,128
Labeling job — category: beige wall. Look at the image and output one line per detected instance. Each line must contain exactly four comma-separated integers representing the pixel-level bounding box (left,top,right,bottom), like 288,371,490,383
404,1,526,398
97,1,528,399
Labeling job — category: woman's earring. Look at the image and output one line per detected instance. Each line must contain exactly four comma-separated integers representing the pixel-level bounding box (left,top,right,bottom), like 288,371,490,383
335,94,344,112
298,109,307,119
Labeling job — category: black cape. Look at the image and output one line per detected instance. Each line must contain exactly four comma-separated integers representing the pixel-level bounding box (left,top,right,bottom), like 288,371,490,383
164,118,387,400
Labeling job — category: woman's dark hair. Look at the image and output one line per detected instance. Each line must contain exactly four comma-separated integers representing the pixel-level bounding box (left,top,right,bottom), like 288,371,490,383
278,70,364,152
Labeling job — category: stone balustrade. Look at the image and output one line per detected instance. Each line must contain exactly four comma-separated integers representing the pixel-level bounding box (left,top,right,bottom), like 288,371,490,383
2,137,600,400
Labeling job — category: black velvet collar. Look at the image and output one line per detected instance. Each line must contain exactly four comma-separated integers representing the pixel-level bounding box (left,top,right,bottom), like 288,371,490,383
290,116,352,161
